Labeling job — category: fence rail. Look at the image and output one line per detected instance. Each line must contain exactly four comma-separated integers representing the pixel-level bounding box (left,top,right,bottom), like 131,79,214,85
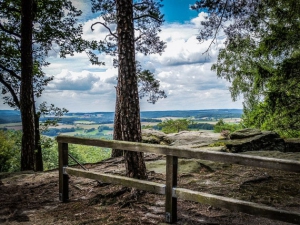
57,135,300,224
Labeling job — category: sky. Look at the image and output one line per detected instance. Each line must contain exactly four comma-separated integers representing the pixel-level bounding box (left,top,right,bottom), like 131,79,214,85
1,0,243,112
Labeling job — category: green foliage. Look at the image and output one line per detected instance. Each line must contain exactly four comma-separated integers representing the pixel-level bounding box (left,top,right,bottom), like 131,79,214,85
40,137,59,171
157,119,190,134
141,125,153,129
41,138,111,171
68,145,111,166
208,142,226,147
188,122,214,130
42,127,76,136
0,0,102,109
0,130,21,172
137,67,167,104
214,119,242,133
91,0,166,104
98,125,113,132
199,0,300,137
0,130,111,172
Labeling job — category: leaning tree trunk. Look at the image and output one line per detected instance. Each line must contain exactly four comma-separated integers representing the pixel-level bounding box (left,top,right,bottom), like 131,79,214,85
114,0,146,179
20,0,35,171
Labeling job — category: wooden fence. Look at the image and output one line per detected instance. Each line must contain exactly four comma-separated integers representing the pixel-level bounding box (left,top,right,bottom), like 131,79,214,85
57,135,300,224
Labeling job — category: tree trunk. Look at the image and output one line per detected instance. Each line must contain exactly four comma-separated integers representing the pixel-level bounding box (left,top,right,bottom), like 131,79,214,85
112,93,124,157
34,110,43,171
20,0,35,171
114,0,146,179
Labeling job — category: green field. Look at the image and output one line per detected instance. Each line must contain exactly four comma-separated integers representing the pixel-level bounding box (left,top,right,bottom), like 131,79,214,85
0,122,22,127
0,113,242,139
74,121,96,125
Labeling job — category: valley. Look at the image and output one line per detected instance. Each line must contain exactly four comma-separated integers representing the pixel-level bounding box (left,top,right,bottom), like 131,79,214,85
0,109,242,138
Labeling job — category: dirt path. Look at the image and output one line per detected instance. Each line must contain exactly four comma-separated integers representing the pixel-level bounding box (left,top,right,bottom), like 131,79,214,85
1,153,299,225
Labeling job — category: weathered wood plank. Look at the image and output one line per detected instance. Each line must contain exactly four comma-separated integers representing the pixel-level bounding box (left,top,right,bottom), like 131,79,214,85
58,142,69,202
174,188,300,224
65,167,165,195
165,156,178,223
57,136,300,173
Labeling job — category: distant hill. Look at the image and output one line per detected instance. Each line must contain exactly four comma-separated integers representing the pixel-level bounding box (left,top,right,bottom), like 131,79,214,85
0,109,243,124
0,110,21,123
140,109,243,119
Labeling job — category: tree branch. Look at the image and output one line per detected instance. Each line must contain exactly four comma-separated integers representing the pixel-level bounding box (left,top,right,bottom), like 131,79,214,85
0,64,21,80
133,14,163,23
133,1,149,7
133,1,150,11
0,74,20,108
0,5,21,14
135,33,143,42
203,0,229,54
91,22,118,39
0,22,21,38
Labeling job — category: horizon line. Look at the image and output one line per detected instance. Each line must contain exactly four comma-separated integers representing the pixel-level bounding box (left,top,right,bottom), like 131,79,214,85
0,108,243,113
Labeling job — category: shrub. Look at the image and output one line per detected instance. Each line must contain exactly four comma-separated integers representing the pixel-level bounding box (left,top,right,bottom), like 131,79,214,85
157,119,190,134
214,119,242,134
0,130,21,172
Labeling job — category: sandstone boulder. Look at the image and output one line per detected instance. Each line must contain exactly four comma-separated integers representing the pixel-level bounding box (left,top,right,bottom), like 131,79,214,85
142,128,300,153
142,129,220,148
142,129,172,145
229,128,262,139
284,139,300,152
223,129,285,153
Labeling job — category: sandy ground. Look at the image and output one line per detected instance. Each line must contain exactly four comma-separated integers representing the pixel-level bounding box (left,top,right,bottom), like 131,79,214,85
1,151,300,225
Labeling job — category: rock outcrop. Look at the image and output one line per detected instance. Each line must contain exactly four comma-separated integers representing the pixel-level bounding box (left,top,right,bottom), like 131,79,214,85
142,129,220,148
229,128,262,139
284,139,300,152
223,129,300,153
142,128,300,153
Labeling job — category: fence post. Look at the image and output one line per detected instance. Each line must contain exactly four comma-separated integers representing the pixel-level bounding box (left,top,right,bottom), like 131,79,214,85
165,155,178,223
59,142,69,202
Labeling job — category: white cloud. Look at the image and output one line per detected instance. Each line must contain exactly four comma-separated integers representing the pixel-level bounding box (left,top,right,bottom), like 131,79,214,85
190,12,208,28
36,12,242,112
48,70,98,91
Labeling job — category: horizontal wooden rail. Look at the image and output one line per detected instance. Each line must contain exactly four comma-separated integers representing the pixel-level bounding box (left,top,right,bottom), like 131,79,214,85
65,167,165,194
174,188,300,224
57,135,300,173
58,135,300,224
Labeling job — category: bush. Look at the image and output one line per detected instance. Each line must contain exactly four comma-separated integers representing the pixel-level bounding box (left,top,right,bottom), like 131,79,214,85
188,123,214,130
214,119,242,133
41,137,111,171
157,119,190,134
0,130,111,172
0,130,21,172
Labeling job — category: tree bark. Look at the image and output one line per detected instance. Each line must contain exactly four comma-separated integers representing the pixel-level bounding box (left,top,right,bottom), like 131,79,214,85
112,93,124,157
114,0,146,179
20,0,35,171
34,110,43,171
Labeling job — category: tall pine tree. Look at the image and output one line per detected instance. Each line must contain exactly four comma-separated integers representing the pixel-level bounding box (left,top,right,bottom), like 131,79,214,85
114,0,146,178
20,0,35,170
91,0,166,177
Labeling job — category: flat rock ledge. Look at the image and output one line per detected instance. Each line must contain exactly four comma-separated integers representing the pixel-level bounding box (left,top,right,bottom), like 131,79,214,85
142,128,300,153
142,129,220,148
223,130,285,153
223,129,300,153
